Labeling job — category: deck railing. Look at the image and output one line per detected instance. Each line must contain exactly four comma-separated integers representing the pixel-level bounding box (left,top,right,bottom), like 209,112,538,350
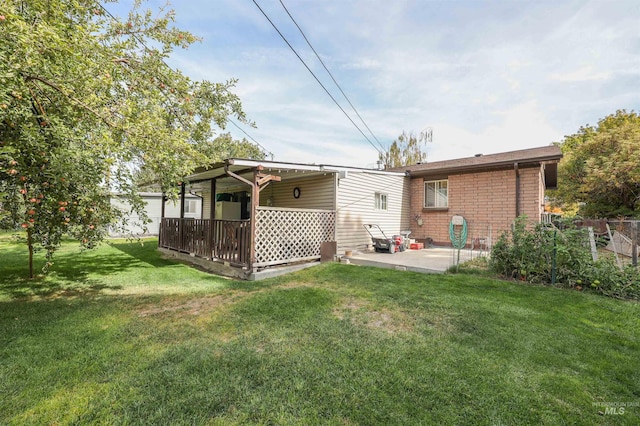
160,207,336,270
159,218,251,267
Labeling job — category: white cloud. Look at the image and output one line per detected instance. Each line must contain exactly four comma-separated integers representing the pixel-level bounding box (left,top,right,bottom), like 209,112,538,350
106,0,640,169
424,101,561,162
550,66,612,83
342,58,382,70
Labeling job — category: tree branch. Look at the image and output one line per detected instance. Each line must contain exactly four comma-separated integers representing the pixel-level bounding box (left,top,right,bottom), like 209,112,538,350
23,74,116,128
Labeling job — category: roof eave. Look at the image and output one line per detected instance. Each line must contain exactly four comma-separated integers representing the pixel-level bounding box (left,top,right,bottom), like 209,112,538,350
407,154,563,177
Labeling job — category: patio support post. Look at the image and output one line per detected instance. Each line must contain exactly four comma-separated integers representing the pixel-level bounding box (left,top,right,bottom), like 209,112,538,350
179,182,185,250
180,182,186,219
250,167,261,267
224,162,258,269
210,179,216,219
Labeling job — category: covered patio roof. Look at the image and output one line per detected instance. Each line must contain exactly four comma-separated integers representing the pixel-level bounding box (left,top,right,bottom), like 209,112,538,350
186,158,406,192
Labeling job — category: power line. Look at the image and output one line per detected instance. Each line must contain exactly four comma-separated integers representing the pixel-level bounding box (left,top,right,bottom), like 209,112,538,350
228,119,273,158
278,0,387,154
97,1,269,155
251,0,383,156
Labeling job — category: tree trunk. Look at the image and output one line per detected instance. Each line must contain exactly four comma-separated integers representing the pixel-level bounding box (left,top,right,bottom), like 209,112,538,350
27,227,34,279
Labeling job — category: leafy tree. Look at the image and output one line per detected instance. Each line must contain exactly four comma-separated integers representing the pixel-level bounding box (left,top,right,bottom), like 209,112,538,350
135,133,268,188
195,133,269,163
379,130,430,168
0,0,250,277
550,110,640,218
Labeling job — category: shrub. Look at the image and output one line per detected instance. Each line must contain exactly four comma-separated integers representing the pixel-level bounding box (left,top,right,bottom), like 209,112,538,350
447,256,490,275
489,216,640,300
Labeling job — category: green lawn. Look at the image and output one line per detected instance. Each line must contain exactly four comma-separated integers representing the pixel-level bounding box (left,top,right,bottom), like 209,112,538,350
1,235,639,425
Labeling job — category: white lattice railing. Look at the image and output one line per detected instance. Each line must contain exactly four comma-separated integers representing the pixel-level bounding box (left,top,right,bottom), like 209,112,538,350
255,207,336,267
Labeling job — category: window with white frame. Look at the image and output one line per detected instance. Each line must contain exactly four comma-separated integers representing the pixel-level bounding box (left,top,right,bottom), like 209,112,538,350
375,192,388,210
424,179,448,208
184,199,198,214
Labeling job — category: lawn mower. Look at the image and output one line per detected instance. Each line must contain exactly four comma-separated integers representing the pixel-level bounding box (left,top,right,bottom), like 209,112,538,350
363,224,406,253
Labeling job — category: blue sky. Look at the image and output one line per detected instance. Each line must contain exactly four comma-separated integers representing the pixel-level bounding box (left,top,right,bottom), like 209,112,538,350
106,0,640,167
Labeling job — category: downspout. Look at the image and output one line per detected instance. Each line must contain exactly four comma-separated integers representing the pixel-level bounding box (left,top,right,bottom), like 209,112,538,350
406,170,412,238
333,172,338,244
514,163,520,217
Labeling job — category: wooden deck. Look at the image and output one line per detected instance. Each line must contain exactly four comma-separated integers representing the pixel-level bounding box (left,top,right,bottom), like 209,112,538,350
158,206,336,268
159,207,336,273
159,218,251,267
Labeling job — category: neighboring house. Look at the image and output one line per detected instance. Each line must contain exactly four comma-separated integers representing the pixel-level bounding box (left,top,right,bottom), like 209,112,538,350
110,192,202,236
395,145,562,246
158,159,408,279
158,146,561,279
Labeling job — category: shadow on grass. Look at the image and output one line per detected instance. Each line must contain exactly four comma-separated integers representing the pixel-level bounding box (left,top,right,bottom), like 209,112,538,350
0,240,179,300
0,251,132,299
0,238,241,300
108,240,178,268
0,279,123,300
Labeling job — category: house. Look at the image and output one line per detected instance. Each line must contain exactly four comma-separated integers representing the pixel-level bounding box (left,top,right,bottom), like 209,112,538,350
158,159,409,279
110,192,202,236
158,146,561,279
395,145,562,247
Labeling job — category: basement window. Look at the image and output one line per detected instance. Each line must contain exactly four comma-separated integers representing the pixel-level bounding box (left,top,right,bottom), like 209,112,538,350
424,180,448,208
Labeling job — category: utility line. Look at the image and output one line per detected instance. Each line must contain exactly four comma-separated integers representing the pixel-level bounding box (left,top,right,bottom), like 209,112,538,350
228,119,273,158
278,0,387,154
251,0,383,156
97,1,269,156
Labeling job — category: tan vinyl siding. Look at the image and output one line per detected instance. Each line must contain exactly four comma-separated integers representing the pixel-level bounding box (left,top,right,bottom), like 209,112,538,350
336,172,410,253
260,174,335,210
199,175,334,218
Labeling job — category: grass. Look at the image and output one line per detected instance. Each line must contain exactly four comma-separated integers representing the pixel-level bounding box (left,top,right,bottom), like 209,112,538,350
1,233,639,424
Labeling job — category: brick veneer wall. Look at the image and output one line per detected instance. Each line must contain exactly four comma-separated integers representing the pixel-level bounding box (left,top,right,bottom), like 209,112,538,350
409,165,543,246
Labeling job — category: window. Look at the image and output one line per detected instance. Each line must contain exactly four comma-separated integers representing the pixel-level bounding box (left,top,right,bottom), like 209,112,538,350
375,192,388,210
424,180,448,208
184,200,198,214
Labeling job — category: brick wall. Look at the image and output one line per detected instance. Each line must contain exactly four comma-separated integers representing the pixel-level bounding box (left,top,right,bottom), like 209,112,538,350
410,166,543,246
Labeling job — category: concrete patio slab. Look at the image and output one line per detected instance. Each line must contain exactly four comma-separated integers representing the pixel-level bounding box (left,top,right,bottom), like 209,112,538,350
346,247,487,274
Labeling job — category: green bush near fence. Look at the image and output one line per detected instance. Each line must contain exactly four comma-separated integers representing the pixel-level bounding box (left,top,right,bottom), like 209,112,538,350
489,216,640,300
